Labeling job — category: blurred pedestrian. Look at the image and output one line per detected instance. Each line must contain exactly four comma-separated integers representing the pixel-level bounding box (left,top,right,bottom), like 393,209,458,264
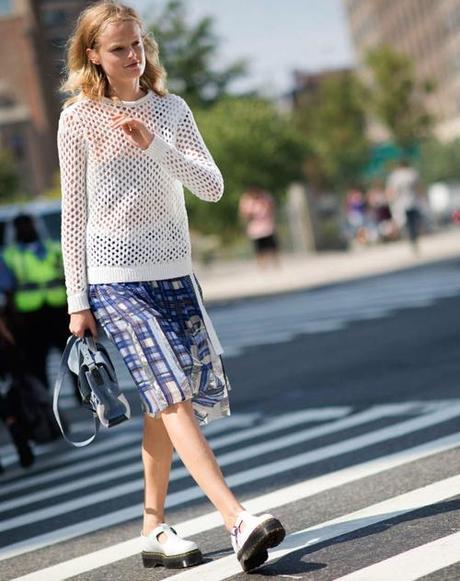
344,185,369,246
386,158,423,252
57,1,285,572
239,185,279,268
0,213,80,401
0,316,34,471
366,180,396,242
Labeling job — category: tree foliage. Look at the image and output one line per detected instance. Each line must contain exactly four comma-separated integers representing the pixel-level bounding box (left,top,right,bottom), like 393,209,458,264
416,139,460,184
148,0,247,106
186,97,308,239
365,46,433,150
295,72,370,190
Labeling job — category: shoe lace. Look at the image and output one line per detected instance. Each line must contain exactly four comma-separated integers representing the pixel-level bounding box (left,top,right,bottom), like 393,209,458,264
231,519,244,545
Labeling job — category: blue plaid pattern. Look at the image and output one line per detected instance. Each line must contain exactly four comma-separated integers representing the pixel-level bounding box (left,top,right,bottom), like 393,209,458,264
88,275,231,425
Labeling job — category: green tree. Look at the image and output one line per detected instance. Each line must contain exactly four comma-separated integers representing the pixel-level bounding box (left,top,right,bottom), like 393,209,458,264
186,96,308,239
295,72,370,190
365,46,433,150
148,0,247,106
417,138,460,184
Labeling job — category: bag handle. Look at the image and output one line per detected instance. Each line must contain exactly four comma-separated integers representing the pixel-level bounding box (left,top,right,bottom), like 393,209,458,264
52,335,99,448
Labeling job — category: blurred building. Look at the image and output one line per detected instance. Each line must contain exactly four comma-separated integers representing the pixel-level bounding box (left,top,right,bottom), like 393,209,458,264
0,0,90,198
291,67,354,109
344,0,460,141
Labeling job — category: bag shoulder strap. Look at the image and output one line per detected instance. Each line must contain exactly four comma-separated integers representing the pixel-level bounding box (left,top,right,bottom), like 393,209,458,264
53,335,99,448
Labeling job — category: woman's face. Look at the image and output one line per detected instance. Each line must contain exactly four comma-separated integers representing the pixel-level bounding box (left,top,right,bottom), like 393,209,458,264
87,19,145,84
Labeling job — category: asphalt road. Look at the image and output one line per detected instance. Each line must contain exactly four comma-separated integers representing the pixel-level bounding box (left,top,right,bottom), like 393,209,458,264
1,258,460,580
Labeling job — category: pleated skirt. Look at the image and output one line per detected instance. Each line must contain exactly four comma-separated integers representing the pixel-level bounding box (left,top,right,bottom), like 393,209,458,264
88,274,231,425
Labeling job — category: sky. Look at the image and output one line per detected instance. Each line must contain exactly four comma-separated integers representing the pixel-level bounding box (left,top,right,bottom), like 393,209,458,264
127,0,356,97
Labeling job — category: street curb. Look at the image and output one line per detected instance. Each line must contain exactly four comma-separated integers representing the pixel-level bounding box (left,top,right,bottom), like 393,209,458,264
201,237,460,308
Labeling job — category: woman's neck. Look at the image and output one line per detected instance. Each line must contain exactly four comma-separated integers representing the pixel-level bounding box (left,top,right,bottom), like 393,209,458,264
106,82,145,102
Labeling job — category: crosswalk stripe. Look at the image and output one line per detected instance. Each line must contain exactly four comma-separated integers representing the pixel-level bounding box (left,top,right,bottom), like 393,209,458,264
211,280,460,324
334,531,460,581
1,407,459,561
0,404,410,531
167,474,460,580
0,408,346,510
0,407,350,512
0,403,429,531
9,435,460,579
0,414,259,496
0,431,142,494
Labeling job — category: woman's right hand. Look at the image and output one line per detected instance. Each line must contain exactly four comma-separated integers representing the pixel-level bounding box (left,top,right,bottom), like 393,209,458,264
69,309,98,339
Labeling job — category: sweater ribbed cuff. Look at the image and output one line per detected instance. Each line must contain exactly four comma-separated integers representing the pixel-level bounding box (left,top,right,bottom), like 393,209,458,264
144,135,172,162
67,291,90,314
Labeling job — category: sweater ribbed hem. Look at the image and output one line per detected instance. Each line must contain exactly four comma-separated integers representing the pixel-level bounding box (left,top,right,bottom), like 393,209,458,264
87,256,194,284
67,292,90,314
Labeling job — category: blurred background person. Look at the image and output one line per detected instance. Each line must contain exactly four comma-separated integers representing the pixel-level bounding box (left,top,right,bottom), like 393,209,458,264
0,213,75,399
0,315,35,471
386,159,424,253
239,185,279,268
366,179,397,243
344,185,370,246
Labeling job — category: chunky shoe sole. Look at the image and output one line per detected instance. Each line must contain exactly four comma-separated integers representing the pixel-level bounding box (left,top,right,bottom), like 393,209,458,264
142,548,203,569
107,413,129,428
237,517,286,572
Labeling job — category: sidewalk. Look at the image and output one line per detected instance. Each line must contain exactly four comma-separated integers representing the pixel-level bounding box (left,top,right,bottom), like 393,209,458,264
195,228,460,304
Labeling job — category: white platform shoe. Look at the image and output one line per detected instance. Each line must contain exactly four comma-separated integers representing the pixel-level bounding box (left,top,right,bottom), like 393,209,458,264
230,510,286,572
140,523,203,569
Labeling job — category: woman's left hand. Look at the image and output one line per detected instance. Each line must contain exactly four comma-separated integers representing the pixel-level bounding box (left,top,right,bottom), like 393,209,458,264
110,112,154,150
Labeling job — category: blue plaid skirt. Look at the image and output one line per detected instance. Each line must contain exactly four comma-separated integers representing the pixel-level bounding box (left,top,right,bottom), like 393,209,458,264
88,275,231,425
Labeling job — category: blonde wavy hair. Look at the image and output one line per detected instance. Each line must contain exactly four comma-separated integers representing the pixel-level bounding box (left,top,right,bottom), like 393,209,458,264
60,0,168,107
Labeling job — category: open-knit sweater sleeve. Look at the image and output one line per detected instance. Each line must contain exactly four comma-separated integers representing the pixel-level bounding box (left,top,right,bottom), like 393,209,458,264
144,98,223,202
57,106,89,314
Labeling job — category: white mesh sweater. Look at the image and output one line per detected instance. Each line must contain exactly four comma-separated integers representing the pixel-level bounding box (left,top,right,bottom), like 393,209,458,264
57,90,224,314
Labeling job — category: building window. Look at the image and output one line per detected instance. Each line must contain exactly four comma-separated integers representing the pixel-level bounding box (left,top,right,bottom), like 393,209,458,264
42,9,68,28
0,0,11,16
446,6,460,34
9,133,25,160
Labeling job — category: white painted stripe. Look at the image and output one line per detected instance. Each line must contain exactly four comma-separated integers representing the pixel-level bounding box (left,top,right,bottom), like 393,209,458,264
1,421,459,563
0,413,258,496
219,320,346,346
211,276,460,313
0,407,349,512
212,284,460,328
0,431,142,494
167,475,460,580
0,407,348,512
335,531,460,581
0,404,421,530
10,446,460,580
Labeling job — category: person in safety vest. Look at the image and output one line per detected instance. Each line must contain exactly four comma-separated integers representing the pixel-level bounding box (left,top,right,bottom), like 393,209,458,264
0,213,75,398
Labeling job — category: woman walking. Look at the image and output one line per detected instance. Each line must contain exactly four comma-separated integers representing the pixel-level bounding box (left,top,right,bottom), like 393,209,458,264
57,0,285,572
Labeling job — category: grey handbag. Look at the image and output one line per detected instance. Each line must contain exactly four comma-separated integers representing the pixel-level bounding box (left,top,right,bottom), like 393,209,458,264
53,334,131,447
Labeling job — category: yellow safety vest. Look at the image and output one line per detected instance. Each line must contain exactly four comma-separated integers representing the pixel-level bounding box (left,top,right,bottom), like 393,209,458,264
3,240,67,312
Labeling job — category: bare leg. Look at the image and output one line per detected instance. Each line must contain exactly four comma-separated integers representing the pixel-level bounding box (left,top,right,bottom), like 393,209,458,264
142,414,174,538
160,400,245,531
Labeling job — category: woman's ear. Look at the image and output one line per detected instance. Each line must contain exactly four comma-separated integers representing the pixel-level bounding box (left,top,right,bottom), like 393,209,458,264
86,47,100,66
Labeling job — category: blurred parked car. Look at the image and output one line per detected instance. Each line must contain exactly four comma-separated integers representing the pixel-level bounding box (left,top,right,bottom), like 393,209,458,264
0,200,61,249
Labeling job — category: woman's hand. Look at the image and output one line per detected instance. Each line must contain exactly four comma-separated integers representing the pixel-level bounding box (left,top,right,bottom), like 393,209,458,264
110,112,154,150
69,309,98,339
